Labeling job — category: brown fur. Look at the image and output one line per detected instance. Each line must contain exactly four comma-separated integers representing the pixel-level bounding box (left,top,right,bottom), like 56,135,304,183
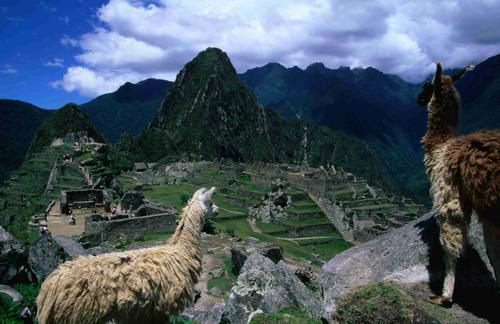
422,62,500,304
36,187,216,324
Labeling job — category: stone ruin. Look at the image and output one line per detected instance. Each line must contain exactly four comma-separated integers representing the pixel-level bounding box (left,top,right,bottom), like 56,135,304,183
80,190,177,246
248,179,292,223
245,162,427,243
60,189,110,214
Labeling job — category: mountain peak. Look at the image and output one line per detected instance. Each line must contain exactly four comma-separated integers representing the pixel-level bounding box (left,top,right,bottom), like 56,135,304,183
149,48,275,161
306,62,326,72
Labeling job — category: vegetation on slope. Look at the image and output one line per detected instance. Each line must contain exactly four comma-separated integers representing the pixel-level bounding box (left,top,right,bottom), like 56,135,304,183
80,79,172,142
27,103,105,156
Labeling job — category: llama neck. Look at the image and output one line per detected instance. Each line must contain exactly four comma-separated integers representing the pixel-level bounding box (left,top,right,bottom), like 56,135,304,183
169,201,205,259
422,98,459,154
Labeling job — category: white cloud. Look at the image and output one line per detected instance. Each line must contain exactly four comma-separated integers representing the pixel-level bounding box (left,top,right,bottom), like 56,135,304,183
1,64,16,74
56,0,500,96
61,34,78,47
44,58,64,68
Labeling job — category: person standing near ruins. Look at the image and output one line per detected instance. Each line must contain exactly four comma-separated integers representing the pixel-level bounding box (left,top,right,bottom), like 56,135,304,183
20,304,33,324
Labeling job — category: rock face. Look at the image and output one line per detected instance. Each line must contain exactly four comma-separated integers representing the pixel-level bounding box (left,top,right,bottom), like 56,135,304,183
28,233,86,282
320,212,496,321
221,253,322,324
0,226,28,284
230,241,283,275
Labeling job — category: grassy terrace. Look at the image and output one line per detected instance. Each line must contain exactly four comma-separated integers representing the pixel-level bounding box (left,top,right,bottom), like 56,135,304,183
350,203,396,211
279,217,333,227
288,207,323,214
256,220,288,234
0,145,75,243
214,218,349,261
117,168,350,263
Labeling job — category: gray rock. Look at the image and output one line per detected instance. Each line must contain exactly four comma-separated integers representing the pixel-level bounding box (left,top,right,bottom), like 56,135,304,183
183,303,225,324
230,243,283,275
221,253,321,324
0,226,29,284
320,212,496,321
0,284,22,303
210,287,222,296
245,237,260,245
210,267,225,279
28,233,87,282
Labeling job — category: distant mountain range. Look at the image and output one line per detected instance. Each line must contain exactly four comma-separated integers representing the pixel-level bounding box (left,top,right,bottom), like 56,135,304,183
80,79,172,142
1,51,499,202
0,100,51,181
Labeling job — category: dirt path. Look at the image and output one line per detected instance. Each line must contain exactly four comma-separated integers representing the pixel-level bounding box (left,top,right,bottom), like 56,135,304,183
247,218,262,234
219,207,245,215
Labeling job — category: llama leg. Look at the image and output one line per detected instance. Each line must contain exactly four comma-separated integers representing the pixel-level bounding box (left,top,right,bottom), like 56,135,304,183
429,197,470,306
482,224,500,292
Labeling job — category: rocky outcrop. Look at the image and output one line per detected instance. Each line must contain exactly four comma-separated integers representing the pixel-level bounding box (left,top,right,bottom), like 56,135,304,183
28,233,86,282
230,239,283,275
320,212,496,321
220,253,322,324
0,226,29,284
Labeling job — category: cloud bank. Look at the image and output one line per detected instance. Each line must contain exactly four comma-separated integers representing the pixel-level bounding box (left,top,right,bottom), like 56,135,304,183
55,0,500,97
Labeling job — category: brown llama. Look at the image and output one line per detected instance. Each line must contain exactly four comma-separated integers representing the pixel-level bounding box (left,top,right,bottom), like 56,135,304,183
36,187,217,324
420,62,500,306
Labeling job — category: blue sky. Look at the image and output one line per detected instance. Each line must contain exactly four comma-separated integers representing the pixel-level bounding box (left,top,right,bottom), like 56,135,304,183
1,0,500,109
0,0,107,108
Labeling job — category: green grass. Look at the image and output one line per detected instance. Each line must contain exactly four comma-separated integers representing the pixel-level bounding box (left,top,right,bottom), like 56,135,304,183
0,283,40,324
207,255,237,296
143,231,172,242
292,199,317,207
143,184,197,209
256,220,288,233
288,207,322,214
250,307,322,324
335,282,439,324
279,217,332,227
214,219,349,261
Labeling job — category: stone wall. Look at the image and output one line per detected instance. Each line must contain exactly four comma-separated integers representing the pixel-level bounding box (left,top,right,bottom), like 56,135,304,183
310,194,355,243
85,213,176,244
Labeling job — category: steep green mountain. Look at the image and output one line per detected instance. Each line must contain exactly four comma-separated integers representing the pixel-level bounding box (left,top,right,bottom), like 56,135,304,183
149,48,277,162
457,53,500,133
27,103,105,156
0,100,51,182
80,78,172,142
240,62,428,202
130,48,389,187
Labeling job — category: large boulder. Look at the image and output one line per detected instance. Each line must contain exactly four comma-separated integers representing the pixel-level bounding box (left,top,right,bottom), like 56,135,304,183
0,226,29,284
220,253,322,324
28,233,86,282
320,212,497,321
230,241,283,275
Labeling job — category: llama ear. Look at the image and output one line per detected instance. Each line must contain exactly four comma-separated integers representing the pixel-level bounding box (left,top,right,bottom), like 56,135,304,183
451,64,475,83
432,62,443,94
201,187,216,201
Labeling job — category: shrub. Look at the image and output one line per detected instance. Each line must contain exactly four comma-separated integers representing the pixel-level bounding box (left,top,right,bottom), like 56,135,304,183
335,282,437,324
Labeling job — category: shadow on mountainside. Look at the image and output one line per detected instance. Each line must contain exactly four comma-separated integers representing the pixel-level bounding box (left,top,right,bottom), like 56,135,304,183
416,216,500,323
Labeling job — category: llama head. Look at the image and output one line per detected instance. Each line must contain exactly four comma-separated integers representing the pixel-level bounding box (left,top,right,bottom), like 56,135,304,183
417,62,474,108
192,187,218,213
